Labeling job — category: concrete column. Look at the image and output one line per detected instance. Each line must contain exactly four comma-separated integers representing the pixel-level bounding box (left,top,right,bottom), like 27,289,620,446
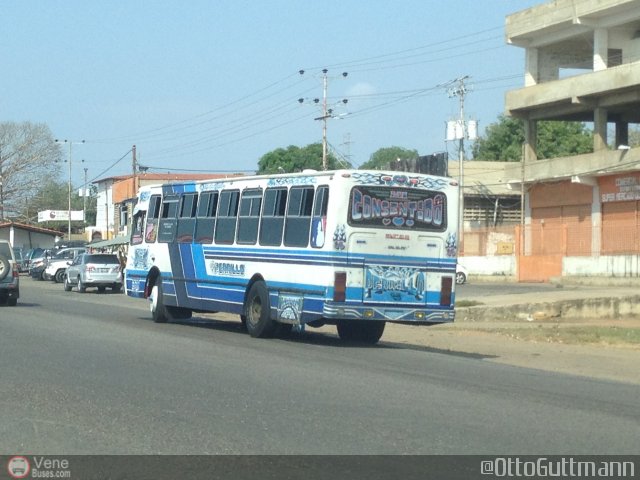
523,118,537,162
593,28,608,71
594,107,608,151
615,121,629,148
524,188,532,256
525,47,539,86
591,184,601,256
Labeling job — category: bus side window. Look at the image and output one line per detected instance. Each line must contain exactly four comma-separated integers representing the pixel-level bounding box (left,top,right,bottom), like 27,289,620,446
259,188,287,246
237,188,262,245
177,193,198,243
194,191,218,244
145,195,162,243
214,190,239,245
131,211,145,245
310,186,329,248
157,195,179,243
284,186,314,247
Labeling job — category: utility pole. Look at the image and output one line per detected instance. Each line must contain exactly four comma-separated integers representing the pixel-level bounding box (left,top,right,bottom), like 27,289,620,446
55,139,85,240
132,144,138,197
321,70,328,170
448,76,470,255
298,69,349,171
83,167,88,226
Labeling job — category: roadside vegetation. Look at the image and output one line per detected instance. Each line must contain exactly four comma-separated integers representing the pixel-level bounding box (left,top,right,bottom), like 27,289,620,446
462,323,640,348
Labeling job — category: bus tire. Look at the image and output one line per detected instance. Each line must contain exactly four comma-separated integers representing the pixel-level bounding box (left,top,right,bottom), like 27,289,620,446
150,281,171,323
244,281,276,338
337,320,386,345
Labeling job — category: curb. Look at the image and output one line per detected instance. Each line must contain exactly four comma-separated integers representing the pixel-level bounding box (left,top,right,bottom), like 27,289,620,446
456,295,640,322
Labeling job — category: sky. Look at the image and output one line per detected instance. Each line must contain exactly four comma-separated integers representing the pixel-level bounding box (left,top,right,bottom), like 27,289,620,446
2,1,538,188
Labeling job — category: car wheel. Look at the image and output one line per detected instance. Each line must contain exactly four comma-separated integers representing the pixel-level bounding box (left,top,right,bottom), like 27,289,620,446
63,275,72,292
244,280,277,338
54,269,66,283
337,320,386,344
98,286,106,293
456,272,467,285
77,277,86,293
112,284,122,293
7,298,17,307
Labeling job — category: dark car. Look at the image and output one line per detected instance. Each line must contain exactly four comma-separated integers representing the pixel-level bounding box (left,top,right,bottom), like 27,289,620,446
13,247,26,273
23,247,44,272
0,240,20,306
28,249,52,280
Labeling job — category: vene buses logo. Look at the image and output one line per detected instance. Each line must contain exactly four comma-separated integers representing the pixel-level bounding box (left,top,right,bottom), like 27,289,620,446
7,456,30,479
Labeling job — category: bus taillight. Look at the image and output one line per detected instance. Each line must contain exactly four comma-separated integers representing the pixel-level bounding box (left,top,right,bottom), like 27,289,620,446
333,272,347,302
440,276,453,306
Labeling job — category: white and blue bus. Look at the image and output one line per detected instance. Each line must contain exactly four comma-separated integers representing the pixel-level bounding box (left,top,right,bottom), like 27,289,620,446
125,169,459,344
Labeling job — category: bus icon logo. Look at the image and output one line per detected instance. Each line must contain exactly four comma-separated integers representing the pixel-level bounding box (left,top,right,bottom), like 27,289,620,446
7,456,30,479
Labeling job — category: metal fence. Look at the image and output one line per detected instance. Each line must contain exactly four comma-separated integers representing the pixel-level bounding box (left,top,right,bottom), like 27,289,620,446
462,221,640,257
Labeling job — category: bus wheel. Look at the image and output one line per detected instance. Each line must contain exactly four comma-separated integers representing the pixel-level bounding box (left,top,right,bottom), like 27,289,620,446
150,282,171,323
337,320,386,345
244,281,276,338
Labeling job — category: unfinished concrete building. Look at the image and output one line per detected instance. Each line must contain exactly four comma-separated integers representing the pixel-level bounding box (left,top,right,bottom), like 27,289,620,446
505,0,640,281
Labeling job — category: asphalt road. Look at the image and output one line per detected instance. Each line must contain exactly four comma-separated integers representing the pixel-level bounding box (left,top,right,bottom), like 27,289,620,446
1,278,639,455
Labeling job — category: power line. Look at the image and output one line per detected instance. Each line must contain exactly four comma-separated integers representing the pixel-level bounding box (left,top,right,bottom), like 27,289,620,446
89,148,133,183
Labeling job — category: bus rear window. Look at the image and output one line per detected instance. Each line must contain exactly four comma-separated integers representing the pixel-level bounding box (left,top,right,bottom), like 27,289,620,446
348,186,446,231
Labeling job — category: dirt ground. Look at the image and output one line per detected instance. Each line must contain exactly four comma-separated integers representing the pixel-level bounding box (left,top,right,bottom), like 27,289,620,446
375,318,640,385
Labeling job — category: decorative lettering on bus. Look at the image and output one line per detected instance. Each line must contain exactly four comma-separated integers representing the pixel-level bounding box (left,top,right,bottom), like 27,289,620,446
350,187,445,230
207,260,246,277
364,265,426,302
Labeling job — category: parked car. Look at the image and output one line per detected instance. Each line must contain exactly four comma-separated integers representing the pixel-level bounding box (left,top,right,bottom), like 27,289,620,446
0,240,20,306
64,253,123,293
29,249,52,280
44,247,87,283
13,247,26,273
456,263,468,285
23,247,45,272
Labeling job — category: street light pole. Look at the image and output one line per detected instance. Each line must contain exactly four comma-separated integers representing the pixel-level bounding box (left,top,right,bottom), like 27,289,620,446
55,139,85,240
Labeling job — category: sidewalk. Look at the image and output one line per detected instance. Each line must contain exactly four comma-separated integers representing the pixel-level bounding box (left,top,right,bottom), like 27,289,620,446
457,282,640,322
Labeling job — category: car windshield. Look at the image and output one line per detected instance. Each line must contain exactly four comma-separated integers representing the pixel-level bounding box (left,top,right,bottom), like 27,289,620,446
84,254,119,264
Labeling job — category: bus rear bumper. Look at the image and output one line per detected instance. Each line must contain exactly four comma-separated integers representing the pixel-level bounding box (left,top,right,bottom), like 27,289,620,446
322,304,455,323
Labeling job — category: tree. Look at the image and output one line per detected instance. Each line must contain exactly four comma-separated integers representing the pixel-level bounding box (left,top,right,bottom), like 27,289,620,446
0,122,62,220
360,146,419,170
472,115,593,161
257,143,347,174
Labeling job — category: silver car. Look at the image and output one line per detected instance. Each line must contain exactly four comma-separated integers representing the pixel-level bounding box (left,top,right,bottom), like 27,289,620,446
64,253,123,293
